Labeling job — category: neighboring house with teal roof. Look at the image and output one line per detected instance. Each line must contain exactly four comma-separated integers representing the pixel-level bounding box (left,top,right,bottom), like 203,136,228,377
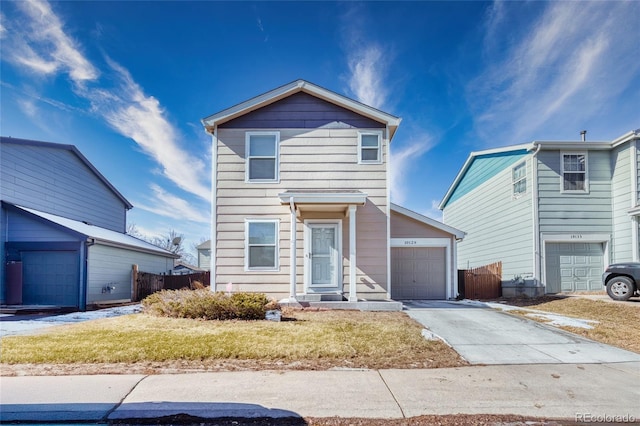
440,130,640,296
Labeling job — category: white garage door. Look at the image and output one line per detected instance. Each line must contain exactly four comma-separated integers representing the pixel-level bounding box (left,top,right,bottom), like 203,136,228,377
545,243,604,293
391,247,446,299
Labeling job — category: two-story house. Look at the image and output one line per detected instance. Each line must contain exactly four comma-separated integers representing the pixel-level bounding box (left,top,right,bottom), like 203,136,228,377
1,137,178,310
439,130,640,296
202,80,464,305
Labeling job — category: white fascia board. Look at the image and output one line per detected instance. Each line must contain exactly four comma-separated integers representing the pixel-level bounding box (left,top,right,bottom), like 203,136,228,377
202,80,303,128
612,129,640,147
201,80,401,137
438,143,533,210
278,191,368,205
92,238,180,258
628,206,640,216
532,140,612,150
391,203,466,239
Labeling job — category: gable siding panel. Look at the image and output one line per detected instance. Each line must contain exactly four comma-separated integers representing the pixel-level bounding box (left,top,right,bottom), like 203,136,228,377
220,92,385,130
390,210,452,239
1,143,126,232
443,156,534,279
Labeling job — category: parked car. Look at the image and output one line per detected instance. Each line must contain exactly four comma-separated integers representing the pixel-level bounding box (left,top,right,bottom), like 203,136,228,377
602,263,640,301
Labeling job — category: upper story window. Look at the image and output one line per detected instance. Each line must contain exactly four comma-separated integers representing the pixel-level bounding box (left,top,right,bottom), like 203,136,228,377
246,132,279,182
561,152,588,192
512,161,526,197
245,219,279,271
358,131,383,164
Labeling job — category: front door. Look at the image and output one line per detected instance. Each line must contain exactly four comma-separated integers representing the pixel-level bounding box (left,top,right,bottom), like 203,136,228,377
306,222,341,291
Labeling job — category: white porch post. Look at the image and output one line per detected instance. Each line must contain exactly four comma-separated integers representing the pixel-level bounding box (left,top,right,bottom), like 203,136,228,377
289,199,297,301
349,205,357,302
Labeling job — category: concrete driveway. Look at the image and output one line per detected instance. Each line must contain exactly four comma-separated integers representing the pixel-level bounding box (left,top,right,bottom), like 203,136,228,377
404,300,640,365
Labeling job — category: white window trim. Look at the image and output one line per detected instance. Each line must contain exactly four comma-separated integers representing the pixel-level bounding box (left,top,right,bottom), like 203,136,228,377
244,218,280,272
512,161,527,198
358,131,383,165
245,131,280,183
561,151,589,193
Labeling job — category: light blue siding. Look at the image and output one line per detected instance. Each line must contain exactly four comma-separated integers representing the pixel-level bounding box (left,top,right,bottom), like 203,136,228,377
445,150,528,206
198,249,211,270
443,155,534,281
610,143,633,262
537,150,612,234
1,142,127,232
87,244,173,304
637,145,640,203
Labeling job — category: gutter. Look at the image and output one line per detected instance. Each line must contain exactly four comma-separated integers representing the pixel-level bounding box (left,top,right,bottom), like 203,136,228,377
80,238,96,312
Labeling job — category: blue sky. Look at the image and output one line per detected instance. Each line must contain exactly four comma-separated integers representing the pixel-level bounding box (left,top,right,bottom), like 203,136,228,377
2,0,639,259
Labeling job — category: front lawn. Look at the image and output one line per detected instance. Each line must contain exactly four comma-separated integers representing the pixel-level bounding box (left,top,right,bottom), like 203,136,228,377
0,309,466,375
498,296,640,353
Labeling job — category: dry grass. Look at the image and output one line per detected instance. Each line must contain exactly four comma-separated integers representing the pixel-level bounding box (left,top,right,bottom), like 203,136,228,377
503,296,640,353
0,309,465,375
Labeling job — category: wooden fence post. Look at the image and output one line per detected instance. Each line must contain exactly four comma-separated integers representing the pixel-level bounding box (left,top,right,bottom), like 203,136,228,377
132,264,138,301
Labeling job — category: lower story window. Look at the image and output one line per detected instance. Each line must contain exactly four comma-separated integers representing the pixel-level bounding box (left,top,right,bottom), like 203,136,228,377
245,219,279,270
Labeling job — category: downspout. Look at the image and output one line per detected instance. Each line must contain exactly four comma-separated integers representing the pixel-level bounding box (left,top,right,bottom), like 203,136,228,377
210,126,218,291
531,143,542,290
289,197,297,301
385,125,392,299
631,138,639,261
81,238,96,312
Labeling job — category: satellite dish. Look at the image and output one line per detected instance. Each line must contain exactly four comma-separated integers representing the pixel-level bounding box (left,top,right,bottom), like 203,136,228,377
172,236,182,246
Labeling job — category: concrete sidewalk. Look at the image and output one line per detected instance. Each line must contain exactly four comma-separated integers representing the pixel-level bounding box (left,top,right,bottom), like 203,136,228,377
2,363,639,422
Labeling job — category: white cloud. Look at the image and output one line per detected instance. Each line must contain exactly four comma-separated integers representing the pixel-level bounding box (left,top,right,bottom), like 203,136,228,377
422,200,443,222
94,58,210,201
9,0,98,84
17,99,39,119
2,0,210,202
390,133,433,205
134,184,209,224
340,4,390,110
469,1,640,144
347,45,388,110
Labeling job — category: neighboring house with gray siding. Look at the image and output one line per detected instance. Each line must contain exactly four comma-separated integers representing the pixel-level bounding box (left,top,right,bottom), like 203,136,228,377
1,137,178,310
440,129,640,296
202,80,464,303
196,240,211,270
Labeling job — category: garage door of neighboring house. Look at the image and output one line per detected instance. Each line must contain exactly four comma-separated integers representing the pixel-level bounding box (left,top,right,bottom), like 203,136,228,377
545,243,604,293
391,247,446,299
21,251,79,307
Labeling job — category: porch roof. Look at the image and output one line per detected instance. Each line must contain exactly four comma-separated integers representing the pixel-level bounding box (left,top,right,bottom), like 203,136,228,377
278,190,367,215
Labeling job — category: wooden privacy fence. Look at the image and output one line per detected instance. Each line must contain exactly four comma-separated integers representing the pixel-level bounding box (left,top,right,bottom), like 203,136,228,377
132,265,210,301
459,261,502,299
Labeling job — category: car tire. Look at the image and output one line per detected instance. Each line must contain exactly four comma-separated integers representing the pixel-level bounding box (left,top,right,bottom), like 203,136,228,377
606,276,635,301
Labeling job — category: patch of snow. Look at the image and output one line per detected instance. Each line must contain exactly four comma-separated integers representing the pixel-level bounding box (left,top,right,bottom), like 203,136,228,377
485,301,599,330
525,313,598,329
0,304,141,337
